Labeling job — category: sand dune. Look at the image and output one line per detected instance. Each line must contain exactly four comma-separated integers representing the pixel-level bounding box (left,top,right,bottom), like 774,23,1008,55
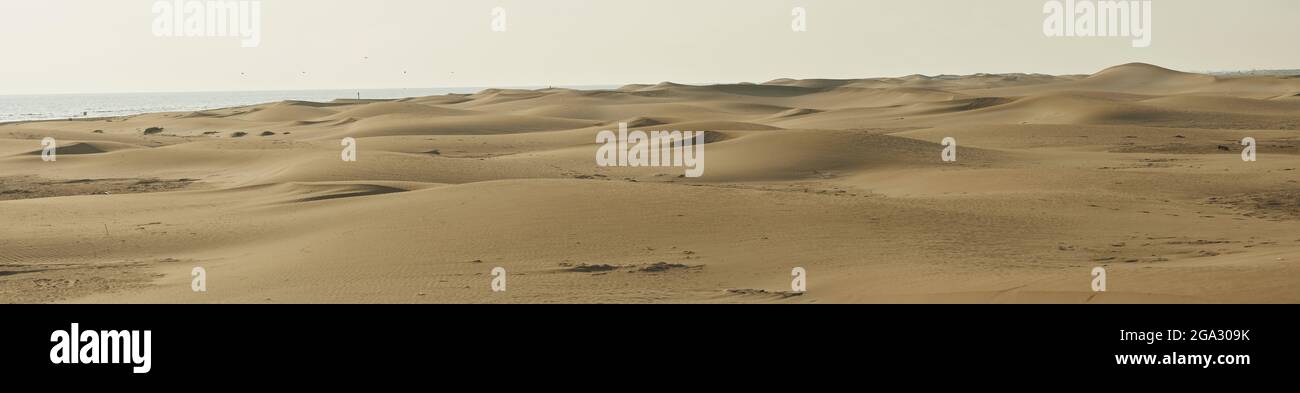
21,141,142,156
234,102,343,122
3,63,1299,304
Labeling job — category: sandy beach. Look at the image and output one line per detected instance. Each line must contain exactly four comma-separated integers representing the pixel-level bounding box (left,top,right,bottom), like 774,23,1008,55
2,63,1299,304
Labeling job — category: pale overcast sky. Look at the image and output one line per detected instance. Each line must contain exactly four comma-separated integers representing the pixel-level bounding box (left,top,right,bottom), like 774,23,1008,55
1,0,1297,94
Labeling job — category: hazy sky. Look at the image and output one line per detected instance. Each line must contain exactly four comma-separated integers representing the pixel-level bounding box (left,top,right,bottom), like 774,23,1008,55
2,0,1298,95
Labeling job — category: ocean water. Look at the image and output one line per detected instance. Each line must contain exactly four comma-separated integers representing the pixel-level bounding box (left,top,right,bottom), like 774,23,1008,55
0,87,611,123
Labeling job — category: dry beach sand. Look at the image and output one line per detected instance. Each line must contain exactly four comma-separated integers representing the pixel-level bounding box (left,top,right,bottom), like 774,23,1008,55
3,63,1300,304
